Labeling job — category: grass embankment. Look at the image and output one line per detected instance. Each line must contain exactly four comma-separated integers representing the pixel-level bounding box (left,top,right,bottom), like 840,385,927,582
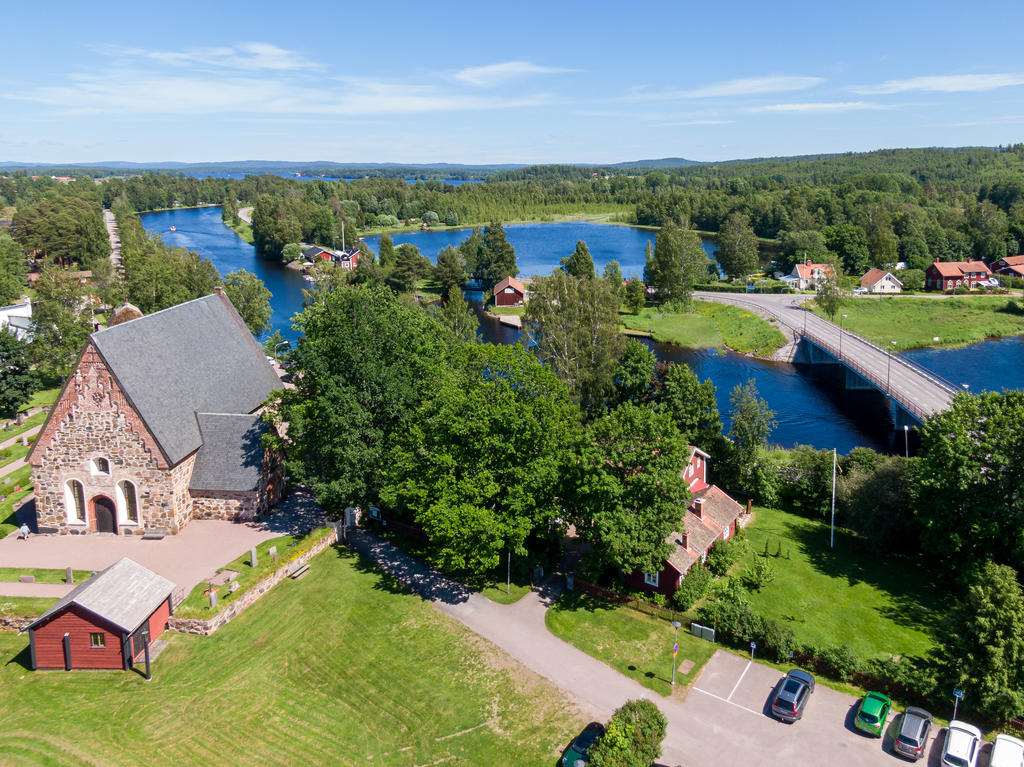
362,208,634,237
489,305,525,317
814,296,1024,350
546,591,715,697
0,597,57,618
0,546,580,766
0,465,33,538
174,528,333,618
742,506,940,660
226,218,254,244
0,568,91,584
620,301,786,356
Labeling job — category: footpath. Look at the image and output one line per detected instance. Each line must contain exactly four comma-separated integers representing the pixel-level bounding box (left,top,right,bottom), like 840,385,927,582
347,530,698,766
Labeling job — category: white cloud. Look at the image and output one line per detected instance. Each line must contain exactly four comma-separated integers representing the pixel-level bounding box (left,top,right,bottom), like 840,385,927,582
854,73,1024,95
650,119,735,127
626,75,824,101
748,101,891,114
95,42,320,72
453,61,576,87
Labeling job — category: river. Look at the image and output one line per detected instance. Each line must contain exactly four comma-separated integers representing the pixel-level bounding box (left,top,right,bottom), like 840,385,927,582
140,207,1022,453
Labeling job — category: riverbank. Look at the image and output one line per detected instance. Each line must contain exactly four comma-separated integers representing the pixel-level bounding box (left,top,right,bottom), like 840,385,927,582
812,295,1024,350
362,209,635,238
620,302,788,358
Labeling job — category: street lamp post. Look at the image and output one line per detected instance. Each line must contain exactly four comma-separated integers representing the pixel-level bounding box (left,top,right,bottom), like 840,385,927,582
274,340,289,362
886,340,897,395
904,425,909,459
838,313,848,360
670,621,682,686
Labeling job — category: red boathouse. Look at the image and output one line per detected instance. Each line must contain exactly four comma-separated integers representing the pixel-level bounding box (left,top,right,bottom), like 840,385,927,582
26,558,174,671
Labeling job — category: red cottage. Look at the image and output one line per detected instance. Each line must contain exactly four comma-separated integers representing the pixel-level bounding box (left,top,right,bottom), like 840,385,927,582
925,260,992,291
992,255,1024,279
27,558,174,671
625,447,748,597
493,276,526,307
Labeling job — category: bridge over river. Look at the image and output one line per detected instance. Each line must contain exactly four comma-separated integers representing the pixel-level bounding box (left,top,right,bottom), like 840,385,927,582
694,291,959,425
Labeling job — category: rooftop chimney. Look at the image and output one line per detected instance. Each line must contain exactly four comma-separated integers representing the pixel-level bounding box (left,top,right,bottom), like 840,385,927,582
680,531,689,550
214,286,225,297
693,498,705,519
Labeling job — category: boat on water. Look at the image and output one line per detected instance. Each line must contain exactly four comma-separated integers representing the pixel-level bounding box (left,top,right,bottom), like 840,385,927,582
170,225,176,232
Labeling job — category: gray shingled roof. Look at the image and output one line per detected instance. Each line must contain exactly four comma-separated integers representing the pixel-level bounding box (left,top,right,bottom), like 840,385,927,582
27,558,174,634
189,413,267,492
91,294,280,466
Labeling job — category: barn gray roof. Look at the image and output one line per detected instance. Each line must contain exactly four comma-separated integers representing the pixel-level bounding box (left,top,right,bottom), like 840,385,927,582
190,413,267,492
90,293,280,466
27,558,174,634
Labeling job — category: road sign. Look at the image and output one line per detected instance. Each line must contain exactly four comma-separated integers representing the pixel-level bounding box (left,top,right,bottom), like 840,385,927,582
954,688,963,699
673,643,678,656
750,642,756,650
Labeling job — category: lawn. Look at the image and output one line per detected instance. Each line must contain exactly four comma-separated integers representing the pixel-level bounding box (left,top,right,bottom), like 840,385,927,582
226,218,254,244
174,528,333,618
546,591,716,697
619,302,786,356
24,386,62,413
0,568,91,584
489,305,525,317
741,506,941,660
0,439,32,471
0,411,47,443
0,596,56,618
0,465,33,537
0,546,584,766
813,295,1024,350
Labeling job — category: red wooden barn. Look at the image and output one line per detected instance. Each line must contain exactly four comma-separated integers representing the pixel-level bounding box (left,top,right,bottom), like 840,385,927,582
493,276,526,307
26,558,174,671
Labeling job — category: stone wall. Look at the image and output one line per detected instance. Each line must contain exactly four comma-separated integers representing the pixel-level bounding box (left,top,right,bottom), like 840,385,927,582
30,343,191,535
190,491,256,521
168,527,338,636
0,616,32,632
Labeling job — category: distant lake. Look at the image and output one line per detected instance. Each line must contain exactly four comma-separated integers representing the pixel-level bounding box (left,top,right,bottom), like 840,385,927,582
904,336,1024,393
364,221,721,278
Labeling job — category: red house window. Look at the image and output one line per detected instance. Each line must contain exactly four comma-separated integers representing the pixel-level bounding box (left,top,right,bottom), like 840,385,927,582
89,633,106,648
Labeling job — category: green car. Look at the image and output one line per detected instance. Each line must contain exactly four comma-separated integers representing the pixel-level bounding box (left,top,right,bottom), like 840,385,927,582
855,692,892,737
562,722,605,766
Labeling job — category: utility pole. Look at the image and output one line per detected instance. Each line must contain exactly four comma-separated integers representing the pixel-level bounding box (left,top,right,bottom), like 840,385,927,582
830,448,837,549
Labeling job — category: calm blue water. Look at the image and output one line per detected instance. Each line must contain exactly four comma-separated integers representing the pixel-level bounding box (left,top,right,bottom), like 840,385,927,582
140,207,307,343
364,222,721,279
138,206,1020,453
904,336,1024,393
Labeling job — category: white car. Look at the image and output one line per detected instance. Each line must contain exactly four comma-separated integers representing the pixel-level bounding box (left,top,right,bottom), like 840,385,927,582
990,733,1024,767
941,720,982,767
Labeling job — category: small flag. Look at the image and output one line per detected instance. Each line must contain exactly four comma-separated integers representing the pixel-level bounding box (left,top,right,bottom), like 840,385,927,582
673,643,679,656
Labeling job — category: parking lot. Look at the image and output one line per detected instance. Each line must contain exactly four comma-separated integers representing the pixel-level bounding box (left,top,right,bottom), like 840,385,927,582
664,650,967,767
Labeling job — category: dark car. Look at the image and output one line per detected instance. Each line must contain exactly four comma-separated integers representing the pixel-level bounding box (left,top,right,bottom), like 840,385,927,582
562,722,605,766
771,669,815,723
894,707,933,761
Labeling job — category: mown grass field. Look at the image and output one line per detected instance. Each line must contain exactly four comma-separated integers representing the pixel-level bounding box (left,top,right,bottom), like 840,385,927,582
742,506,941,660
0,567,91,584
0,545,584,766
546,591,716,697
619,301,786,356
0,465,34,538
814,295,1024,349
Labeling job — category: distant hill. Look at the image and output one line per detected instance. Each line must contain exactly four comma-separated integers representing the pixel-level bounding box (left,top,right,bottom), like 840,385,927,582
609,157,702,169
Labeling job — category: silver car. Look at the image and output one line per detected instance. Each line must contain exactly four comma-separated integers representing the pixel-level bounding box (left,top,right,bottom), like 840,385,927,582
941,720,982,767
893,707,932,761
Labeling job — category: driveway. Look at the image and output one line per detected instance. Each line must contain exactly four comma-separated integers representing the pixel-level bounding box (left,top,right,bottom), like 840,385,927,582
348,531,903,767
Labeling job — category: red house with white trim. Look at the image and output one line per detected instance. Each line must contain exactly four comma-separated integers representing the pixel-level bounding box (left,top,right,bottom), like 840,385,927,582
992,255,1024,279
625,447,748,597
925,260,992,291
493,276,526,307
26,558,174,671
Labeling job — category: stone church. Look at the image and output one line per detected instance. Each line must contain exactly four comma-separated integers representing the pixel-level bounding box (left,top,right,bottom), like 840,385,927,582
29,290,284,535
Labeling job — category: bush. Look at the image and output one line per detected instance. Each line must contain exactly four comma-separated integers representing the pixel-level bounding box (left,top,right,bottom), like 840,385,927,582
589,699,667,767
706,538,741,576
817,644,860,682
761,618,796,662
674,565,712,611
743,556,776,590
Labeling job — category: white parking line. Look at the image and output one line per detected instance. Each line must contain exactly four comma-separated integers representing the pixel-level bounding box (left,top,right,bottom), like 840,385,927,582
691,685,763,717
728,661,752,701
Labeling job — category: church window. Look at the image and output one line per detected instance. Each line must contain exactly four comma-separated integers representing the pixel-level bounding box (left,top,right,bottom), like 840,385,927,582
65,480,85,523
92,457,110,475
118,480,139,524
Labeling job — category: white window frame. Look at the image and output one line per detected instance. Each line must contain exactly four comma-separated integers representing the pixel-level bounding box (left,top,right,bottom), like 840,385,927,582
64,479,86,525
643,571,659,587
116,480,140,525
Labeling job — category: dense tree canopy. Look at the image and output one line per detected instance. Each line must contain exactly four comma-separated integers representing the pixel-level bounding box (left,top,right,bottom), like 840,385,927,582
29,264,94,378
383,344,580,577
643,219,708,305
715,211,759,278
562,239,595,278
222,269,272,336
589,699,667,767
12,195,108,268
0,331,38,418
0,234,27,306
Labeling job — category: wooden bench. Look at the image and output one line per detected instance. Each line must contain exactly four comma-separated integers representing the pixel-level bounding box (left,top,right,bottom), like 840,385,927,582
290,564,311,580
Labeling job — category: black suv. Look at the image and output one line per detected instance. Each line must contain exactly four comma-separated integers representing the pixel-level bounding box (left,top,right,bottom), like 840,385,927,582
771,669,815,723
894,707,933,761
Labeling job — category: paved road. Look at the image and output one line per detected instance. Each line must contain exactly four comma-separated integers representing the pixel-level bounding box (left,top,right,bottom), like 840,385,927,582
238,206,253,224
102,209,121,269
694,291,958,419
348,531,897,767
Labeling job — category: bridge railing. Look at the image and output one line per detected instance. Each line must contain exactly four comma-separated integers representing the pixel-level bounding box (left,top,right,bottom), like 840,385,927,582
694,293,956,420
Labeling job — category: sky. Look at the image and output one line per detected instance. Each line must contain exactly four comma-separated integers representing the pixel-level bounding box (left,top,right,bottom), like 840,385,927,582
4,0,1024,165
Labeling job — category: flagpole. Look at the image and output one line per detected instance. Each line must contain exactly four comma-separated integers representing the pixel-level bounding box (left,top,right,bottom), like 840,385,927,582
830,448,837,550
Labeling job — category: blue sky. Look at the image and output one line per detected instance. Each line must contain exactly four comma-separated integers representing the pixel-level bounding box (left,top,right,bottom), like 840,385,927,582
4,0,1024,164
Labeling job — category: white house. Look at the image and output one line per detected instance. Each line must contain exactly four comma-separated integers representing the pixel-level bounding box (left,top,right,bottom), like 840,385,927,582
0,295,32,340
859,268,903,294
791,259,836,290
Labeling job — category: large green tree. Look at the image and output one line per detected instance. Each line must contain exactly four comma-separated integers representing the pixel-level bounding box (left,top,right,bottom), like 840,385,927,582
523,270,625,416
223,269,272,336
391,242,428,293
941,562,1024,723
0,330,38,418
912,391,1024,576
432,288,479,345
29,264,94,378
384,344,580,577
569,403,691,574
480,221,517,287
12,195,108,268
643,219,707,305
0,234,27,306
562,239,595,278
433,245,466,297
265,286,453,514
727,379,776,487
716,212,759,279
610,340,656,408
652,362,722,449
